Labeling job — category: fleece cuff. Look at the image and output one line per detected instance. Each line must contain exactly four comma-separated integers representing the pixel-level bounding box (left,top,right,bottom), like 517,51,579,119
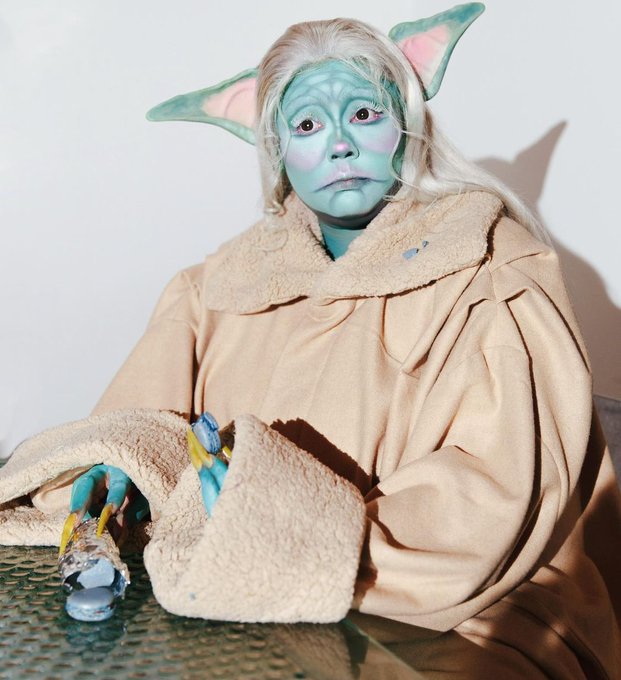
145,413,366,623
0,410,189,545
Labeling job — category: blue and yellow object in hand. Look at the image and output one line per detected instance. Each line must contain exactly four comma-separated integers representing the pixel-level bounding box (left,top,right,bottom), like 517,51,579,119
188,412,232,516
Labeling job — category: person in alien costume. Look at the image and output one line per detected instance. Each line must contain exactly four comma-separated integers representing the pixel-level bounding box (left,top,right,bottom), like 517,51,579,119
1,4,620,676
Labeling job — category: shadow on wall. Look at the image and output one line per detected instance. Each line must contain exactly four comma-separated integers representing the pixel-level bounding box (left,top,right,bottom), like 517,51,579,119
476,122,621,399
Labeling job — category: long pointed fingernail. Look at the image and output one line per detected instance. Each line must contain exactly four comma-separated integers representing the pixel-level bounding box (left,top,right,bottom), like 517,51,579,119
187,429,203,470
59,512,78,556
96,503,116,537
187,429,214,469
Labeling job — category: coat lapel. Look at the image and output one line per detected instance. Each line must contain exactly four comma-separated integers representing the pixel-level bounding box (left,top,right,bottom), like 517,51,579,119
203,189,506,313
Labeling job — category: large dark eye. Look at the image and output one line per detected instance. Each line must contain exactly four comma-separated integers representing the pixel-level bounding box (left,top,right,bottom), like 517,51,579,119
293,117,323,136
351,107,382,124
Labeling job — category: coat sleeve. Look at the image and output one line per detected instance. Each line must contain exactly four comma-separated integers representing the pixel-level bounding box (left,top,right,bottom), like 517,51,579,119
352,259,593,630
92,266,202,418
29,267,202,515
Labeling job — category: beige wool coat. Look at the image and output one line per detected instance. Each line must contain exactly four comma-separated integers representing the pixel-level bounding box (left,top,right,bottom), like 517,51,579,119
1,188,620,677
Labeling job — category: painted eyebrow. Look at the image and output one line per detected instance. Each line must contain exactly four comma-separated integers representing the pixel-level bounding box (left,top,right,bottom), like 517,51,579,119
282,88,385,118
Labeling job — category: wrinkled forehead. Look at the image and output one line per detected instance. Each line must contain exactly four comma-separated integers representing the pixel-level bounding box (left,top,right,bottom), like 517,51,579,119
280,60,396,112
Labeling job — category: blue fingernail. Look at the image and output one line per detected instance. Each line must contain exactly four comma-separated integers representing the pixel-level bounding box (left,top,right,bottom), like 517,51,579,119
403,247,419,260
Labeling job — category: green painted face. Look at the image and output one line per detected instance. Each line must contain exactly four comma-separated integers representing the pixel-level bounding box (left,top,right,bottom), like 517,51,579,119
277,61,404,228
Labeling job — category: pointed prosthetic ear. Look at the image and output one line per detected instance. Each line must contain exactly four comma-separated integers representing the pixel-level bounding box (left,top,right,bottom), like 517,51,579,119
146,67,258,145
389,3,484,100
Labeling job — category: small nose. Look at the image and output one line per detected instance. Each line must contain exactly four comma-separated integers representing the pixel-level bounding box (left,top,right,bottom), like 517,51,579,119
330,135,359,161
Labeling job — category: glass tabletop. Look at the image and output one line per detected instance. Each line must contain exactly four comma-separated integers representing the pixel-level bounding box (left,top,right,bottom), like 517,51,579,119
0,545,423,679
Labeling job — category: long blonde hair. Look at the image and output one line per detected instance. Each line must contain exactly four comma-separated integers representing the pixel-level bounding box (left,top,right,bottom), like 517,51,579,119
255,18,549,243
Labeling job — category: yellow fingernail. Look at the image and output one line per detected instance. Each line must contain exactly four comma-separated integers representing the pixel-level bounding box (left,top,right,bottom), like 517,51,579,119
96,503,115,537
222,445,232,460
187,429,203,470
187,429,214,469
59,512,78,556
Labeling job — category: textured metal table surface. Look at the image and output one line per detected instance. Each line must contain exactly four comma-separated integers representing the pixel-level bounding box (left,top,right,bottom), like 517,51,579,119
0,546,422,680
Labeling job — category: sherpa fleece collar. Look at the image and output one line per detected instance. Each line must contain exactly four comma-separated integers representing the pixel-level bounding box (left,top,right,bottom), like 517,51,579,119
203,189,505,314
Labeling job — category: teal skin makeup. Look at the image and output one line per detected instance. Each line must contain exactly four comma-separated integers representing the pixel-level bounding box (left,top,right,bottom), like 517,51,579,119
277,61,404,253
320,223,367,260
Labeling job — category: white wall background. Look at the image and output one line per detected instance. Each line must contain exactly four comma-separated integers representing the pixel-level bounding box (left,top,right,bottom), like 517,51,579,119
2,0,620,457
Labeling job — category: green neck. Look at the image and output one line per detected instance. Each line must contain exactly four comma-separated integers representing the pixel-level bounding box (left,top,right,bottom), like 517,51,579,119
319,222,366,260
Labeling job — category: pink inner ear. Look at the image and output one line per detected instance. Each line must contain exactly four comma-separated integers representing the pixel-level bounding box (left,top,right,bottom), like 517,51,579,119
202,78,257,128
398,25,451,87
